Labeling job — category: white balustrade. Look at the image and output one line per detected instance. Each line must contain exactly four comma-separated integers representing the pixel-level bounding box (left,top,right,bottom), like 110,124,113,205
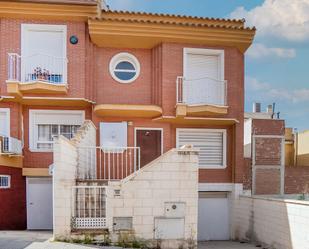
176,76,227,106
76,146,141,181
8,53,67,84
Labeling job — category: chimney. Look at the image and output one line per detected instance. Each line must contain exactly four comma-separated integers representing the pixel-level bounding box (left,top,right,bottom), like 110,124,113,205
253,102,261,113
266,104,273,114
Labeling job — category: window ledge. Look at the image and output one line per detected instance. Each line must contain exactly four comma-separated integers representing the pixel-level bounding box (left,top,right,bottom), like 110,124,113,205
94,104,162,118
176,103,228,117
6,80,68,96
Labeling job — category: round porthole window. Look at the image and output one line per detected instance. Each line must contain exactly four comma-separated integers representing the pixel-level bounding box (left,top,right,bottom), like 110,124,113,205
109,53,140,83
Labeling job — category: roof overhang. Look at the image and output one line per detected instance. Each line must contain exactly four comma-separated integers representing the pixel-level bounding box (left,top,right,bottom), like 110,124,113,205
153,116,239,126
89,11,255,52
0,0,98,21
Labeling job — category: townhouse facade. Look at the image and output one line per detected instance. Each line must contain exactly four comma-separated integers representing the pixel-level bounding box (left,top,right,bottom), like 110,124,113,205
0,0,255,244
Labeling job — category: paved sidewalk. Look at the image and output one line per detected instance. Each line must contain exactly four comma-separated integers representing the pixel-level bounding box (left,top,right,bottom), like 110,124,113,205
0,231,52,249
0,231,258,249
199,241,259,249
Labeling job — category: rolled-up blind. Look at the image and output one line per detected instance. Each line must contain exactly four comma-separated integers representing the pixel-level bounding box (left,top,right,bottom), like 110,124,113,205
177,129,226,168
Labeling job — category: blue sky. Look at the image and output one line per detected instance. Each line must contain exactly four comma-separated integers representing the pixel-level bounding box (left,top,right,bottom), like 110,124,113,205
107,0,309,131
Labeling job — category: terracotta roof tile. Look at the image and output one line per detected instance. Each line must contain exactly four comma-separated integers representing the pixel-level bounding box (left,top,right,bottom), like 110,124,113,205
103,9,246,24
97,10,256,31
13,0,97,5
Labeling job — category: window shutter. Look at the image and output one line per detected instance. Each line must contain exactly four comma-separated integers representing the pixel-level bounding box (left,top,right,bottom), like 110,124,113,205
186,54,219,80
177,129,226,168
0,109,9,137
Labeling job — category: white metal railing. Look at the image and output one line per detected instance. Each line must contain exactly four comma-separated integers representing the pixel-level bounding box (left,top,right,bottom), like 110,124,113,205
71,186,107,229
176,76,227,106
8,53,67,84
0,136,23,155
77,146,141,181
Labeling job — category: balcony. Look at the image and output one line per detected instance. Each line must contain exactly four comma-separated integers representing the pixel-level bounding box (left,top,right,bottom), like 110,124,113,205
6,53,68,96
176,76,228,117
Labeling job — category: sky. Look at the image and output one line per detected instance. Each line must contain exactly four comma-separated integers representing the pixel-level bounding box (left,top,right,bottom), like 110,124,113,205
106,0,309,131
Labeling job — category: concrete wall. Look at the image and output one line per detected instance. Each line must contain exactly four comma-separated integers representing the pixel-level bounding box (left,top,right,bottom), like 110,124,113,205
53,120,96,239
232,195,309,249
107,146,199,249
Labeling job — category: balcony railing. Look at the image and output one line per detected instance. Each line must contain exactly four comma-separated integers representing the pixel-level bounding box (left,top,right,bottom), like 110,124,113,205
76,146,141,181
8,53,67,84
176,76,227,106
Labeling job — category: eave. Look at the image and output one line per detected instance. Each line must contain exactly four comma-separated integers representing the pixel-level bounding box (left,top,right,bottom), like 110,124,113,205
153,116,239,126
0,1,98,21
0,95,94,107
88,18,255,52
94,104,163,118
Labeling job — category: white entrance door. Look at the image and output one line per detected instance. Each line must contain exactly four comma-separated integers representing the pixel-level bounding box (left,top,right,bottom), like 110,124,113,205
26,177,53,230
198,192,230,241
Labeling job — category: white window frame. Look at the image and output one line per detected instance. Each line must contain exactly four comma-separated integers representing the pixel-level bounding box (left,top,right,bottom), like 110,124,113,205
176,128,227,169
0,108,10,137
21,24,67,83
29,110,85,152
134,127,164,155
183,48,225,82
0,175,11,189
109,52,140,84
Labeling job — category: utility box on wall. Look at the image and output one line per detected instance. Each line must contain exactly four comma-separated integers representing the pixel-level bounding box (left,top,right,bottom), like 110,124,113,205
154,218,185,239
164,202,186,218
113,217,133,231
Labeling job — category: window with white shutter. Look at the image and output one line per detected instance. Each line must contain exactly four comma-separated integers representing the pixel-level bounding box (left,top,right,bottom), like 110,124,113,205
0,108,10,137
183,48,225,106
177,128,227,168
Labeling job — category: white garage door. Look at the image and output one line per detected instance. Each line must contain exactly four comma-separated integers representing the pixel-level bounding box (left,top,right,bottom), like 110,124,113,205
26,177,53,230
198,192,230,241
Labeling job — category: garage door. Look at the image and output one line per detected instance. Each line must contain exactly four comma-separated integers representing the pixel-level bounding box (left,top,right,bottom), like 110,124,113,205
26,177,53,230
198,192,230,241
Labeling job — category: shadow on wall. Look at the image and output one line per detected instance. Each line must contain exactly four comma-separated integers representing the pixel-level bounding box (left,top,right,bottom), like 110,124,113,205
233,196,309,249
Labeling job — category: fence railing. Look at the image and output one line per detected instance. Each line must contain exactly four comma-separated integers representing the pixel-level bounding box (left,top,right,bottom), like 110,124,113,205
176,76,227,106
71,185,107,229
8,53,67,84
76,146,141,181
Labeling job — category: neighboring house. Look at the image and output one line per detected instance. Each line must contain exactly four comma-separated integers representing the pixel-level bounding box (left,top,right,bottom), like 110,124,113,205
244,103,309,195
0,0,256,246
285,128,309,167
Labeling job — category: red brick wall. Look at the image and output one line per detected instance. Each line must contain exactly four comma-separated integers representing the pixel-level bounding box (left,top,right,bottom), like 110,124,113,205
95,47,152,105
255,168,281,195
0,166,26,230
285,166,309,194
255,137,281,165
0,19,87,99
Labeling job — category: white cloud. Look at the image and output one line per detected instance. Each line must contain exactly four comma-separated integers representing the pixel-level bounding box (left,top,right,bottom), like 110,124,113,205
230,0,309,42
246,76,309,103
247,43,296,59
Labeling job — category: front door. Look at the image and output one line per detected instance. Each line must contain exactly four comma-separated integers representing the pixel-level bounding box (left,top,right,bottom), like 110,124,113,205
136,129,162,167
26,177,53,230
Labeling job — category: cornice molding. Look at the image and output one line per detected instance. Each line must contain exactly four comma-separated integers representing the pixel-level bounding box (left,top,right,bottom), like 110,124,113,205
0,1,98,20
